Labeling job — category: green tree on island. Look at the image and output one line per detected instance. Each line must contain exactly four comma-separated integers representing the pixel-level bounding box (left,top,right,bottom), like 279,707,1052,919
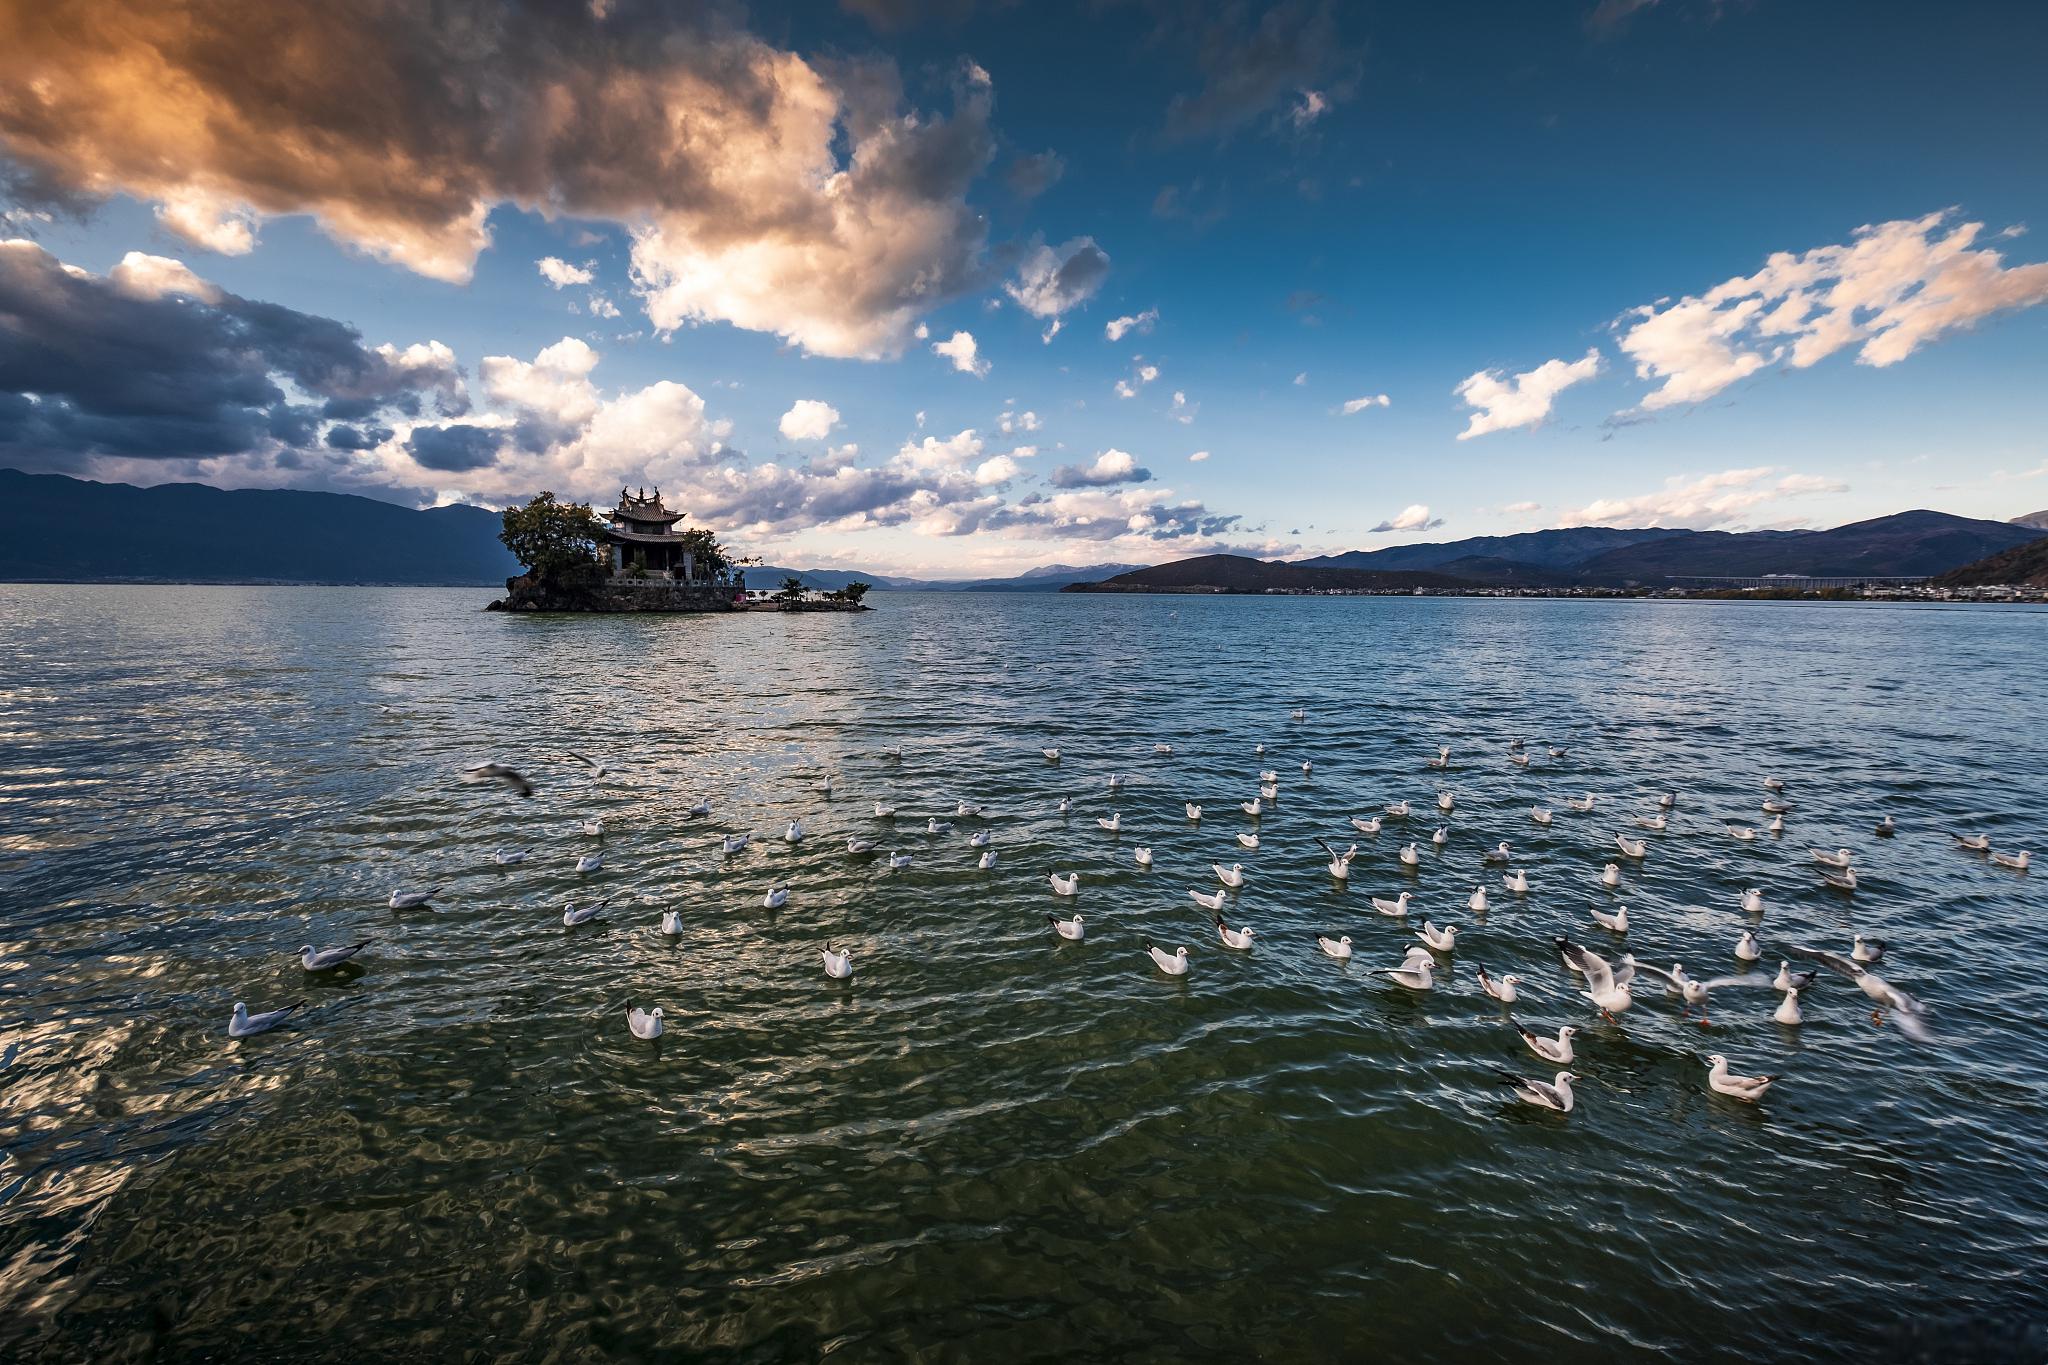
499,492,609,581
777,575,806,603
831,582,872,604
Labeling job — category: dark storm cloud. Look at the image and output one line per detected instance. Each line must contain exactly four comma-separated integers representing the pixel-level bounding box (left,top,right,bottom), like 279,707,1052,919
405,424,505,473
1048,457,1154,488
0,240,463,468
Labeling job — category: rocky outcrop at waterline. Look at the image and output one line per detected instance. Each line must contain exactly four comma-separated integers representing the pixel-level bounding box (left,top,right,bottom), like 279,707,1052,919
486,572,870,612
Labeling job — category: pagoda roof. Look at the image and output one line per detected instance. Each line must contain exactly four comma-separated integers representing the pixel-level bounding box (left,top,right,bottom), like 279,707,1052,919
604,526,691,545
609,485,684,524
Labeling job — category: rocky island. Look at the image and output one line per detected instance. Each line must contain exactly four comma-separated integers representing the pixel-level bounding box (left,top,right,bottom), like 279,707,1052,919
486,488,870,613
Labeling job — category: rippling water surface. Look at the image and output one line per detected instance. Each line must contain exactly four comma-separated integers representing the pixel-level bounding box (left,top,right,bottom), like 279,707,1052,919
3,586,2046,1361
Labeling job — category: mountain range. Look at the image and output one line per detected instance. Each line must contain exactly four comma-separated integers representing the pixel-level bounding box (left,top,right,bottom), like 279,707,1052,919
4,469,2042,592
1069,510,2048,594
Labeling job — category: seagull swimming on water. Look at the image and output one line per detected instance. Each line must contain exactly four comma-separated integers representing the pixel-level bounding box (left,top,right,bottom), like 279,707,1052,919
1852,934,1887,964
1315,933,1354,961
821,946,853,980
1468,886,1489,912
968,829,992,848
888,851,913,869
1398,843,1420,867
722,833,749,855
1186,803,1203,821
1501,869,1531,893
1950,832,1990,851
1483,841,1512,864
1097,813,1122,833
661,910,683,935
1734,930,1761,963
1237,832,1260,849
1351,815,1382,834
1385,800,1411,818
1772,960,1819,993
1496,1069,1577,1113
1512,1019,1577,1064
299,941,370,971
1775,985,1804,1026
562,896,613,927
977,849,998,870
1706,1055,1776,1102
1614,834,1647,859
628,1005,664,1039
686,798,711,817
762,885,790,910
1990,849,2032,870
1146,942,1191,976
1740,887,1764,915
1566,794,1596,813
1415,920,1457,952
1371,950,1436,990
575,852,603,873
1811,847,1853,869
847,836,878,854
228,1000,303,1038
1474,966,1531,1003
1048,872,1079,897
1370,891,1413,917
1215,916,1255,950
494,848,529,865
1189,886,1229,912
1589,904,1628,934
1134,846,1154,867
1600,863,1621,888
388,886,439,910
1213,862,1246,888
1048,913,1084,941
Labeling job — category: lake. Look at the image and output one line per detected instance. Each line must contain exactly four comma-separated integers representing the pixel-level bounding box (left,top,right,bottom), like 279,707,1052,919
2,586,2044,1362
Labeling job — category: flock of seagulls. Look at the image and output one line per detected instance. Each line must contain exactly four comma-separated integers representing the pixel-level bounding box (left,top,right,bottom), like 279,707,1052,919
229,733,2031,1125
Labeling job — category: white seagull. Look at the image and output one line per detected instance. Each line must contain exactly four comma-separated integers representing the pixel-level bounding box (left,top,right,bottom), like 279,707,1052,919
1792,947,1931,1040
1386,800,1412,818
977,849,998,870
1213,862,1246,888
1726,825,1757,841
722,834,750,856
1531,807,1553,826
1706,1055,1776,1102
1438,791,1455,811
228,1000,303,1038
1237,832,1260,849
1740,887,1764,915
1468,886,1489,912
927,818,953,834
1512,1019,1577,1064
1259,770,1281,784
1657,792,1675,809
1496,1069,1577,1113
1134,846,1154,867
1146,941,1191,976
968,829,992,847
1773,960,1820,993
1600,863,1621,888
1811,847,1852,869
762,885,790,910
1189,886,1229,912
1566,794,1596,813
1990,849,2032,870
1415,920,1458,952
1556,937,1633,1018
1315,933,1354,961
1475,966,1529,1003
1042,747,1061,761
1372,951,1436,990
562,896,612,927
1057,798,1073,815
299,941,370,971
1635,814,1667,832
1398,843,1420,867
1774,985,1803,1026
874,801,897,818
1097,813,1122,833
1108,774,1126,790
957,800,983,817
1371,891,1413,917
686,798,711,817
1431,826,1449,847
1351,815,1382,835
1483,841,1513,864
1821,867,1859,892
1186,803,1203,821
576,852,603,873
661,910,683,935
565,751,611,777
1049,872,1079,897
580,819,605,838
493,848,529,865
822,946,854,980
1950,832,1990,851
1240,798,1263,817
461,763,534,797
888,851,913,869
628,1005,664,1039
1734,930,1761,963
1589,904,1628,934
388,886,439,910
1154,742,1174,755
1615,834,1648,859
847,836,878,854
1048,913,1084,941
1502,870,1531,893
1427,745,1451,769
1215,917,1255,950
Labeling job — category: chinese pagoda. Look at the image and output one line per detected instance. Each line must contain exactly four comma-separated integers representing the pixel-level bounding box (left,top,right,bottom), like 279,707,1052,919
604,486,710,580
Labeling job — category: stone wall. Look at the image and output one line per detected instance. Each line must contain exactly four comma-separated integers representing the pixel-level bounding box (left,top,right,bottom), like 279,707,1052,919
487,572,739,613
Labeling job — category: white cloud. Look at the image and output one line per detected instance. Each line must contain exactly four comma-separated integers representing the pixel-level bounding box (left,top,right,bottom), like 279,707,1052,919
538,256,594,288
1105,308,1159,341
1338,393,1390,414
1114,380,1138,399
1115,359,1159,399
479,336,603,430
1504,500,1542,513
1289,90,1329,129
1618,210,2048,411
1455,349,1602,439
933,330,990,377
1169,390,1195,424
778,399,841,441
1368,504,1443,533
1188,450,1210,462
108,251,221,303
998,409,1041,434
153,188,259,255
1292,372,1308,386
587,292,620,319
914,323,930,340
1558,467,1847,529
1005,236,1111,319
973,454,1019,485
898,429,984,473
1041,319,1062,344
1050,448,1152,488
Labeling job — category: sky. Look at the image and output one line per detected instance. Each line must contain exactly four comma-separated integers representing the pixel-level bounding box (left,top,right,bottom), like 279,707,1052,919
3,0,2047,578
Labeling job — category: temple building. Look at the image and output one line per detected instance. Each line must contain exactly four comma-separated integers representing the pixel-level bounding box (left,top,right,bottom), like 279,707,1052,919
603,487,718,581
